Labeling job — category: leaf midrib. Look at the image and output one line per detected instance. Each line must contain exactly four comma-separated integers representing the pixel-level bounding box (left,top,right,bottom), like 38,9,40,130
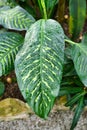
40,20,45,89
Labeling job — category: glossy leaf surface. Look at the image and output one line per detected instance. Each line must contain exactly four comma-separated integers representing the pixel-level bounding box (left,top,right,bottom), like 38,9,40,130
15,19,65,118
0,6,35,30
0,32,24,76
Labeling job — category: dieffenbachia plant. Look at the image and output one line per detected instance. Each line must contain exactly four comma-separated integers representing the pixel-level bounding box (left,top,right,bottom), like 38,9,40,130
0,0,87,129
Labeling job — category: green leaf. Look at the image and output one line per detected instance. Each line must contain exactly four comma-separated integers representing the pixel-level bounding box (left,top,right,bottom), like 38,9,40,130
45,0,59,10
0,81,5,96
0,32,24,76
15,19,65,118
59,86,83,96
70,96,85,130
69,0,86,39
71,43,87,86
65,92,85,107
45,0,59,18
0,6,35,31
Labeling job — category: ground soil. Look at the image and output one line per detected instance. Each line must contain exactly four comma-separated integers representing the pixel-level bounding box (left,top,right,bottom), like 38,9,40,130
0,72,25,102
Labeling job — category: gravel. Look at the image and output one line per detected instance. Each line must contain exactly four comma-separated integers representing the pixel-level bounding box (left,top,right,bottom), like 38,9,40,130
0,111,87,130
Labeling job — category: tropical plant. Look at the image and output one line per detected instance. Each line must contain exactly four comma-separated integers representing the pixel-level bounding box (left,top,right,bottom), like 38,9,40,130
0,0,87,130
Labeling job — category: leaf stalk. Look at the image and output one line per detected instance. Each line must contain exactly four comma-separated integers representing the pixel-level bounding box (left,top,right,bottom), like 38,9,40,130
65,39,76,45
41,0,47,19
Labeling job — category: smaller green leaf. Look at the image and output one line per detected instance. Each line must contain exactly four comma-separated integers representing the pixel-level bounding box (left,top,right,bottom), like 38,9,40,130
65,92,85,107
46,0,59,18
59,86,83,96
45,0,59,10
71,43,87,86
70,96,85,130
0,81,5,96
0,6,35,30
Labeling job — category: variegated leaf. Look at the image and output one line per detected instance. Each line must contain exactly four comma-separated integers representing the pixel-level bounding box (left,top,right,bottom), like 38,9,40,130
15,19,65,118
0,6,35,30
0,32,24,76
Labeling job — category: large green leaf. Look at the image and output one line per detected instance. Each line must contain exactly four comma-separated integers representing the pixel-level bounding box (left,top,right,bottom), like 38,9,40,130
0,32,24,76
15,19,65,118
0,6,35,30
69,0,86,39
71,43,87,86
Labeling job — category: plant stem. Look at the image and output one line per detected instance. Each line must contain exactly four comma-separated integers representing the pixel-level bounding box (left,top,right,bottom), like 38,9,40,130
65,39,76,45
41,0,47,19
